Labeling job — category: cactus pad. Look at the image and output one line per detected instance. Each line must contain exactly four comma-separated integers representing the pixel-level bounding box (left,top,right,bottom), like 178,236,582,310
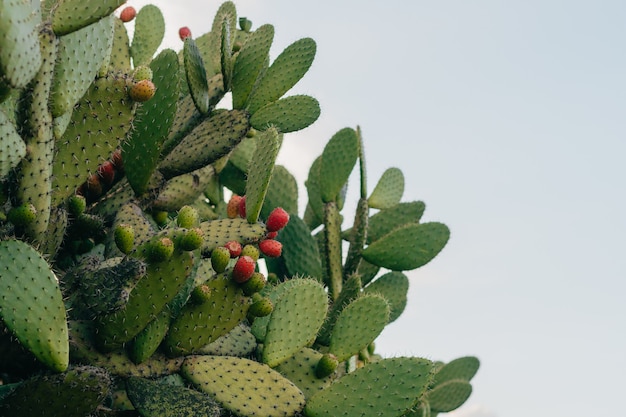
368,167,404,209
182,355,306,417
432,356,480,385
319,128,359,203
366,201,425,244
278,214,323,280
0,108,26,179
197,323,257,357
245,126,279,223
250,95,320,133
0,239,69,372
184,37,210,114
427,380,473,413
199,217,266,256
363,271,409,323
274,348,335,399
261,164,298,220
130,5,165,66
51,0,124,35
305,357,434,417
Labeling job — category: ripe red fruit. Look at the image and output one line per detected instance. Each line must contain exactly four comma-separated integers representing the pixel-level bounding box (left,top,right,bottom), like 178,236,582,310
119,6,136,22
232,255,255,283
266,207,289,232
111,149,124,173
259,239,282,258
265,231,278,239
227,194,242,219
97,160,115,187
179,26,192,41
224,240,242,258
238,195,247,218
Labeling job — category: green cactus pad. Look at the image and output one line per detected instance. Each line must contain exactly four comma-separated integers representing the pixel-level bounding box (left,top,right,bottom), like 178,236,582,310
50,14,115,117
159,109,250,178
130,5,165,66
232,24,274,109
274,348,335,399
164,273,249,356
107,203,157,257
184,37,210,114
198,217,266,256
128,308,170,364
0,365,111,417
0,239,68,372
368,167,405,209
182,355,306,417
38,207,68,257
262,278,328,367
108,17,131,71
319,128,359,203
197,323,257,357
329,294,389,362
250,95,320,133
317,274,361,346
260,164,298,220
366,201,425,244
323,201,343,300
432,356,480,385
343,197,369,276
246,37,316,114
229,135,257,172
362,222,450,271
427,380,473,413
305,357,434,417
123,49,179,196
363,271,409,323
0,108,26,179
211,1,237,71
278,214,323,280
126,376,221,417
304,156,324,228
52,72,135,206
153,165,216,212
51,0,124,35
0,0,42,88
95,249,194,350
52,109,73,139
245,126,279,223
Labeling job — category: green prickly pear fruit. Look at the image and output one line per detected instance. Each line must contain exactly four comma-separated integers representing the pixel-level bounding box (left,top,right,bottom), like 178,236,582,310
241,271,266,296
227,194,242,218
315,353,339,378
132,65,153,82
249,293,273,318
224,240,242,258
232,255,255,283
152,210,169,226
66,195,86,217
259,238,282,258
179,26,192,41
7,203,37,227
211,246,231,273
114,224,135,255
176,205,199,228
239,17,253,32
120,6,137,23
129,79,156,102
147,237,175,262
178,227,204,251
190,284,212,304
241,244,260,261
266,207,289,232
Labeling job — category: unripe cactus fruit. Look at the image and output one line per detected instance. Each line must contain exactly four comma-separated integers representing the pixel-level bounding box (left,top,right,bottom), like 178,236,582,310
147,237,175,262
176,205,199,228
241,244,260,261
7,203,37,227
315,353,339,378
249,293,274,317
132,65,153,82
211,246,231,273
179,26,192,41
266,207,290,232
227,194,242,219
241,271,267,296
179,227,204,251
152,210,169,226
114,224,135,255
232,255,255,283
259,239,282,258
120,6,137,22
67,195,87,217
129,79,156,102
224,240,242,258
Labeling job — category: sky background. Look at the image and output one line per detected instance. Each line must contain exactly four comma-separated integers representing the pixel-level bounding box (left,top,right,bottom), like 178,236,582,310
127,2,625,416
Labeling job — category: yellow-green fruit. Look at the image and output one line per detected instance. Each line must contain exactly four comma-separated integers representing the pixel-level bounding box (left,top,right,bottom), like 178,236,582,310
114,224,135,255
179,227,203,251
315,353,339,378
176,205,199,228
7,203,37,227
241,244,260,261
241,271,266,296
132,65,153,81
249,294,273,318
147,237,174,262
211,247,231,273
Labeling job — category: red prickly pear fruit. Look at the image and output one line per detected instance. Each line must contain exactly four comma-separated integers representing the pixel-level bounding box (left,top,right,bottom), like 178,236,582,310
85,174,103,199
111,149,123,171
315,353,339,378
266,207,289,232
66,195,86,217
232,255,255,283
259,239,282,258
97,160,116,187
119,6,136,22
227,194,242,219
241,244,260,261
179,26,192,40
129,79,156,102
248,293,273,317
211,247,231,273
241,272,266,296
7,203,37,227
179,227,204,251
265,231,278,239
224,240,242,258
147,237,174,262
176,205,199,228
238,196,247,218
114,224,135,255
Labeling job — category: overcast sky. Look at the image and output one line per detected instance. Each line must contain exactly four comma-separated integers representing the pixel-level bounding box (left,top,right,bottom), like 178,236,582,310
125,2,625,416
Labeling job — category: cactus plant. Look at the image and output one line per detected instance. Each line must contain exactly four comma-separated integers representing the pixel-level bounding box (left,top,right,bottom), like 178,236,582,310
0,2,479,416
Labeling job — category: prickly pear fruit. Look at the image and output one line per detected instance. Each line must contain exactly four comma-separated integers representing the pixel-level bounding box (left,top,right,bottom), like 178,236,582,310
120,6,137,22
241,244,260,261
179,26,192,40
179,227,204,251
224,240,242,258
259,239,282,258
97,160,116,187
114,224,135,255
147,237,174,262
315,353,339,378
132,65,153,82
249,293,273,317
266,207,289,232
176,205,199,228
238,195,247,218
227,194,242,218
232,255,255,283
67,195,86,217
241,272,266,296
129,79,156,102
7,203,37,227
211,246,231,273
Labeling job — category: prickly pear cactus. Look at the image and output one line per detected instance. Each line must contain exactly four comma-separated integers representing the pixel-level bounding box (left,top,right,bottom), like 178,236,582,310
0,2,479,416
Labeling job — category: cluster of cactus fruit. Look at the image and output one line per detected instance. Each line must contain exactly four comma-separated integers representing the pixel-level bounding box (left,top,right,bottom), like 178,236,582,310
0,1,479,416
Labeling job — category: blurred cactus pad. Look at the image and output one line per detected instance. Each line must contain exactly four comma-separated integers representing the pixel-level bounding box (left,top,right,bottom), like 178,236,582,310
0,1,479,416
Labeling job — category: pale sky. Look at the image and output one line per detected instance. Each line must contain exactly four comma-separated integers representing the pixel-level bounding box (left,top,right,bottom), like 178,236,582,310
126,2,626,416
